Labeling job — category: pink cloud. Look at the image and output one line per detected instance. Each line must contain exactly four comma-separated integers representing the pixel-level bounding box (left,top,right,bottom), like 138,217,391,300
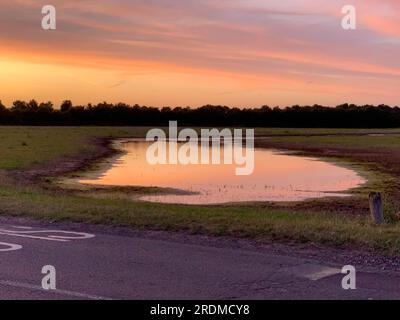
0,0,399,106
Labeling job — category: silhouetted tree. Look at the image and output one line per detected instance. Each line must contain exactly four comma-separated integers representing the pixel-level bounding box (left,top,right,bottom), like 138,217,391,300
60,100,73,112
0,100,399,127
11,100,29,112
27,99,39,111
38,102,54,112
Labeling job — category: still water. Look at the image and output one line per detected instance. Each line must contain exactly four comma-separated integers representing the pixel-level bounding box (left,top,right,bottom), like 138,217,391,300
80,140,365,204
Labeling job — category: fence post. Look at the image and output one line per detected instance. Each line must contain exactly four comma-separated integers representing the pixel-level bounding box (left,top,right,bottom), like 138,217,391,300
369,192,384,225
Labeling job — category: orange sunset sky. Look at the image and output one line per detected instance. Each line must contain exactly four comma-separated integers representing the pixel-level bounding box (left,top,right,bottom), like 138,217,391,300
0,0,399,108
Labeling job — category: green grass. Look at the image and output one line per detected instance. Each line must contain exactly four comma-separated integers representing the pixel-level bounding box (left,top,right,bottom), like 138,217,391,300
0,126,152,169
1,126,400,254
1,183,400,253
0,183,398,251
270,134,400,148
255,127,400,136
1,126,399,169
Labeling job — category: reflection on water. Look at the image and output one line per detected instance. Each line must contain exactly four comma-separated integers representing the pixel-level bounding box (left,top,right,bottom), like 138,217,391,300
79,140,366,204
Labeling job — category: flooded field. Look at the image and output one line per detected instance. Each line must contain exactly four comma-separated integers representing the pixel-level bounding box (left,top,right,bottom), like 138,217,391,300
80,140,366,204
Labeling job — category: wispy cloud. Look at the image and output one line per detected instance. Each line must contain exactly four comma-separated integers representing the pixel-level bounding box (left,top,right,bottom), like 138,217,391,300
0,0,399,106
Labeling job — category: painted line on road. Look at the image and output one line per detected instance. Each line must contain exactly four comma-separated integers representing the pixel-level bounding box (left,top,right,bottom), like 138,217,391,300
11,226,34,230
282,264,341,281
0,231,69,242
0,242,22,252
0,225,96,254
0,280,113,300
0,227,95,242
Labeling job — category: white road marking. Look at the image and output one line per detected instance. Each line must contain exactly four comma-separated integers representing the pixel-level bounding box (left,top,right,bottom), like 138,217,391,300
0,227,95,242
0,242,22,252
0,231,69,242
0,225,95,253
11,226,33,230
0,280,112,300
283,264,341,281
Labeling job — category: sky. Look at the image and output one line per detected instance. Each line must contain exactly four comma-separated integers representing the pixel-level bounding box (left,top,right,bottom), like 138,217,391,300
0,0,399,108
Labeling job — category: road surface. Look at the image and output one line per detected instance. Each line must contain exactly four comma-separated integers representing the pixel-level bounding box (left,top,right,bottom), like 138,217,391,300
0,218,399,300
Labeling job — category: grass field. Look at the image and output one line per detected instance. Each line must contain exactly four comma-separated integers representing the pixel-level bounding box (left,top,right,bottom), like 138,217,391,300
1,126,400,254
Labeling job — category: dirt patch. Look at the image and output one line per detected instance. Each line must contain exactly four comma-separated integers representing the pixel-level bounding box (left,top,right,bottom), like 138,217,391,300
5,137,119,190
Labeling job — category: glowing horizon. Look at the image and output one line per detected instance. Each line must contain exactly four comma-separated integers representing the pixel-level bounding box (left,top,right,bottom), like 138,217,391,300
1,0,399,108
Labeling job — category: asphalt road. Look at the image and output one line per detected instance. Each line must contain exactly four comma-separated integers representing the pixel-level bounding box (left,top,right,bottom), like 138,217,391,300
0,220,399,300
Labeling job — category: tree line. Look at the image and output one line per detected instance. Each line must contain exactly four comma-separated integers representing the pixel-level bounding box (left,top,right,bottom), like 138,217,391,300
0,100,399,127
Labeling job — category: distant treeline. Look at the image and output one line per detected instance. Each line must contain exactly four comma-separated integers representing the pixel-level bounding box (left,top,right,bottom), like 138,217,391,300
0,100,399,127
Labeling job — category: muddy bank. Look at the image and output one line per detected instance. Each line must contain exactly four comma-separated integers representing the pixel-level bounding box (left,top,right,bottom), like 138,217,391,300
6,137,120,189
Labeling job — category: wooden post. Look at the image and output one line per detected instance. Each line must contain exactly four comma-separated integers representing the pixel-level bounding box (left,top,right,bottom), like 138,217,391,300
369,192,384,225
